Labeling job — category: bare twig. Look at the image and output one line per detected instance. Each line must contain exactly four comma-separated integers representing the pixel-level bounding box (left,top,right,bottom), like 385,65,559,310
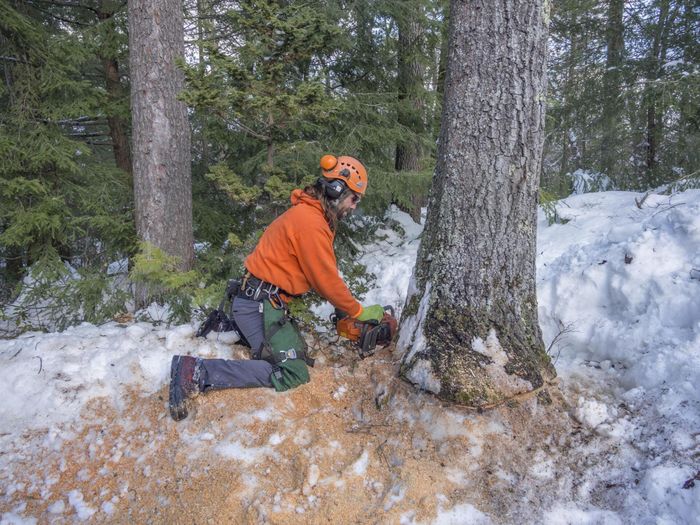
635,192,651,209
546,320,577,365
650,201,685,219
33,355,43,374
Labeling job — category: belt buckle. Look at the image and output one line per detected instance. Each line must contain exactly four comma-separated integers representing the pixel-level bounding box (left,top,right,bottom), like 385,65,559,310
279,349,297,362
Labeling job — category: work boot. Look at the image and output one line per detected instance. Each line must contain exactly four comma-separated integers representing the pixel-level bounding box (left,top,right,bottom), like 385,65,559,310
169,355,202,421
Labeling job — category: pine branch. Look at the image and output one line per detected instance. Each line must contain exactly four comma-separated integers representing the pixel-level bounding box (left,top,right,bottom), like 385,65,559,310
24,4,90,27
26,0,101,16
216,111,269,142
43,116,105,125
68,132,111,137
0,56,28,64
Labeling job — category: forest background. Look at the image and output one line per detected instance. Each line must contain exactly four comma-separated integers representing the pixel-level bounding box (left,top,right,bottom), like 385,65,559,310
1,0,698,334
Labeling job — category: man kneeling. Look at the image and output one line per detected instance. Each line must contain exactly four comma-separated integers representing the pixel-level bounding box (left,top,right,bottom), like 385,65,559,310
169,155,386,421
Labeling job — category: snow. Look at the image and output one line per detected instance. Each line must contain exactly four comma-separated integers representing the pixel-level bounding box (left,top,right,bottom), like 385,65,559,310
431,498,493,525
351,449,370,475
471,328,534,396
2,189,700,523
569,169,613,194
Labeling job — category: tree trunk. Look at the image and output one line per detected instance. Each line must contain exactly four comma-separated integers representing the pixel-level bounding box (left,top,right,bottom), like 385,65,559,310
97,1,132,175
103,56,132,174
398,0,556,406
128,0,194,273
600,0,624,182
394,6,425,173
435,0,449,103
644,0,675,187
394,3,427,223
560,23,582,185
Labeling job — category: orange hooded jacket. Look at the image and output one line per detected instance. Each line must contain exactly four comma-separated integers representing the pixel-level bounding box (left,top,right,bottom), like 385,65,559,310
244,189,363,318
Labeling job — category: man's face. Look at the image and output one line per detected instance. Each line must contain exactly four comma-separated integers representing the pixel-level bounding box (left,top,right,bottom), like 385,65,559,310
335,191,361,220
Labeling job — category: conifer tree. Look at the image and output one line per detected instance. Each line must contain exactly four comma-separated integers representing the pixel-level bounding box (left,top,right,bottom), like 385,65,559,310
600,0,624,180
544,0,698,193
0,2,133,303
398,0,556,406
128,0,194,274
181,0,341,175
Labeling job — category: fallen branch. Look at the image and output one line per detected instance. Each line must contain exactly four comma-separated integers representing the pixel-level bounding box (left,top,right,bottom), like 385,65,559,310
635,192,651,209
682,471,700,489
33,355,43,374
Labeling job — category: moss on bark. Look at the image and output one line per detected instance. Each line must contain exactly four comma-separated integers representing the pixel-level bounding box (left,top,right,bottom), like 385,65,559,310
403,303,556,407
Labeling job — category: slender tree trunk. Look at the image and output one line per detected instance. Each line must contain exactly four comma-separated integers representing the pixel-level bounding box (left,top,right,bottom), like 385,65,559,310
600,0,624,182
395,7,425,172
97,1,132,174
644,0,675,187
560,26,582,183
128,0,194,274
266,113,274,168
435,1,449,104
394,3,427,223
398,0,556,406
352,0,376,92
103,57,132,174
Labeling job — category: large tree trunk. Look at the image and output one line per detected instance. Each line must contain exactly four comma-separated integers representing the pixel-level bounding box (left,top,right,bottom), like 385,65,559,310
128,0,194,274
398,0,556,406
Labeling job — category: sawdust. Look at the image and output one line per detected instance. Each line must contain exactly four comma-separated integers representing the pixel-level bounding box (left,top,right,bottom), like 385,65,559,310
1,344,584,524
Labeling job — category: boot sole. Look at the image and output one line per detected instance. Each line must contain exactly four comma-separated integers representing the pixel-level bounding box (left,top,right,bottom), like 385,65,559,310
169,356,188,421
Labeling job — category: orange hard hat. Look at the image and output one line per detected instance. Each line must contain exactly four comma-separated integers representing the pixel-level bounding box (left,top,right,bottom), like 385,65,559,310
319,155,368,195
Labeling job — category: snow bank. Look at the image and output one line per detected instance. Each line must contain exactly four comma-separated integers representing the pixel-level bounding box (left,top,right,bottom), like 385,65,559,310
0,322,238,434
537,189,700,522
2,189,700,523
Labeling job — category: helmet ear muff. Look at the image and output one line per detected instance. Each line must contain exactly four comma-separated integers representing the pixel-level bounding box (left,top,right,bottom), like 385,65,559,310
320,155,338,171
319,177,345,200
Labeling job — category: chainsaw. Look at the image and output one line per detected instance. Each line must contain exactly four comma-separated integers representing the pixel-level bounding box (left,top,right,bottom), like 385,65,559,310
330,305,398,358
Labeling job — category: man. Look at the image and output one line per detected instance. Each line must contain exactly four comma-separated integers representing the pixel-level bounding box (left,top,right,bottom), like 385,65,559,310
169,155,387,420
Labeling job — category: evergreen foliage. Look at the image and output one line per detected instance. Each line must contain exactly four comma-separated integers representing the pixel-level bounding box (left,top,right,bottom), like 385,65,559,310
544,0,699,195
2,0,696,331
0,2,134,318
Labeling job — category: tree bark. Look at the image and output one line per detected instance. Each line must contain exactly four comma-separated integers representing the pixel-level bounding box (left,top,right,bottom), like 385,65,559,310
644,0,674,187
395,6,425,173
600,0,624,181
398,0,556,406
128,0,194,290
97,1,132,175
103,56,132,174
394,4,427,223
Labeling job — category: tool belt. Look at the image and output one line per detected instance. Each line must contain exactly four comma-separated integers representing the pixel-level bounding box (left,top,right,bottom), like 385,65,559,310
196,274,314,392
239,272,299,309
240,273,315,369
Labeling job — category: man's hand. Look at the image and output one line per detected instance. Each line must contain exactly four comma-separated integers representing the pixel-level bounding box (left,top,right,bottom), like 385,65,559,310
357,304,385,322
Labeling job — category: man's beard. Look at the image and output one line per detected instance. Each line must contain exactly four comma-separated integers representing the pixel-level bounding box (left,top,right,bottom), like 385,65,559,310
331,200,352,221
